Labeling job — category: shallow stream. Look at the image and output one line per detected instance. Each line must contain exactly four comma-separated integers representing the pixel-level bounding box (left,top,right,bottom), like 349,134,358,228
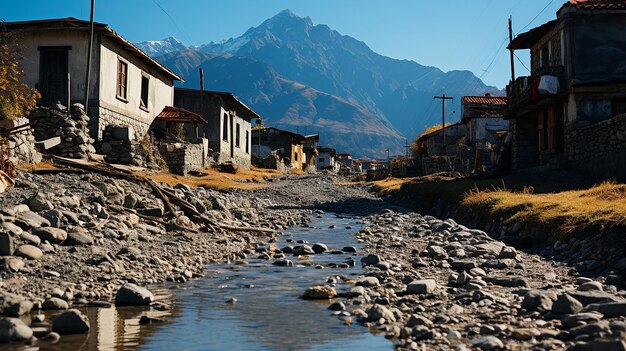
16,213,393,351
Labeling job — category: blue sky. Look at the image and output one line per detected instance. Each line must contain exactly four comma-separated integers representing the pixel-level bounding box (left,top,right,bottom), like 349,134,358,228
1,0,565,89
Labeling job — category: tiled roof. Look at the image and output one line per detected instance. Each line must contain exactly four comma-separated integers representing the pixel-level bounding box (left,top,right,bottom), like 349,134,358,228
567,0,626,10
462,96,507,106
155,106,206,125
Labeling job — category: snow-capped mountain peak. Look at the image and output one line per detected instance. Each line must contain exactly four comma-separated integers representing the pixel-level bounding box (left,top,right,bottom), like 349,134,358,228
135,36,187,57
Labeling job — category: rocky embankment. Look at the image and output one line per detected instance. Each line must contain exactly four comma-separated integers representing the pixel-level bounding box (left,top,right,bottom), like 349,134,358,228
0,170,318,345
1,172,625,350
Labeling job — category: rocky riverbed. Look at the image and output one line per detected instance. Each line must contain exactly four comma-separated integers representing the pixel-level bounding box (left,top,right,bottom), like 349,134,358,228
1,170,626,350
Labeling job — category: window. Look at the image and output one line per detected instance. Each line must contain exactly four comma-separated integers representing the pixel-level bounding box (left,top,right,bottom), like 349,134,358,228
319,157,325,163
222,113,228,141
245,131,249,154
140,75,149,110
235,123,241,147
294,149,298,162
116,60,128,100
538,108,556,152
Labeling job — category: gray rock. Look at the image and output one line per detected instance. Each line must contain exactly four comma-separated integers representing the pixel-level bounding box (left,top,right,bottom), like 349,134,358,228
301,286,336,300
42,297,69,310
328,302,345,311
579,281,603,292
0,232,14,256
4,300,33,317
272,259,293,267
484,276,529,288
361,254,382,265
29,194,54,211
33,227,67,244
293,245,315,256
65,230,93,246
498,246,517,259
560,312,603,329
19,232,40,246
569,290,622,306
0,222,22,236
474,242,505,256
427,245,447,259
15,245,43,260
470,336,504,350
15,211,51,229
364,304,396,323
522,290,556,312
569,320,610,337
552,294,583,315
2,257,24,272
406,279,437,294
312,243,328,254
356,277,380,287
589,302,626,318
115,284,154,306
52,309,90,335
0,318,33,343
342,246,357,253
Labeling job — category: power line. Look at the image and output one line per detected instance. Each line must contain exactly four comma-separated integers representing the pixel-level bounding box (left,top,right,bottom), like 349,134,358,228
514,53,530,73
150,0,194,44
516,0,556,35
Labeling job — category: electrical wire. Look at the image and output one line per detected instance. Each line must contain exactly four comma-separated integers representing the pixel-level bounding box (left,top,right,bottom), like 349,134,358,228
150,0,194,45
514,53,530,73
516,0,557,35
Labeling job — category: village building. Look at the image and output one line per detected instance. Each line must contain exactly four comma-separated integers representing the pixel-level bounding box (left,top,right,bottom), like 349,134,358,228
2,18,183,141
251,127,306,170
414,122,467,174
149,106,208,175
336,153,354,173
316,146,339,172
461,95,509,173
303,134,320,172
507,0,626,179
174,88,258,169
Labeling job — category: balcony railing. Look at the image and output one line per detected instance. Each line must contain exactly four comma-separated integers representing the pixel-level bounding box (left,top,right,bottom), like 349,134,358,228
507,66,566,111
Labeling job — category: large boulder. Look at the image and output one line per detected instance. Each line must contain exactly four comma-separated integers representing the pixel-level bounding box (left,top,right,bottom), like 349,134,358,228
115,284,154,306
15,245,43,260
406,279,437,294
33,227,67,244
0,318,33,343
52,309,90,335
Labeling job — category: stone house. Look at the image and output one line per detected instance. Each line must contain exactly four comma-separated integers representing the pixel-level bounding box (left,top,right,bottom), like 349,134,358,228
336,153,354,173
251,127,306,170
2,18,182,141
507,0,626,179
415,123,468,175
303,134,320,172
174,88,258,169
316,147,339,172
461,95,509,172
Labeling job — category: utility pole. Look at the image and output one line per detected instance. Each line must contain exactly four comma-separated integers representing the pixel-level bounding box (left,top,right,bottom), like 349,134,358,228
509,16,515,83
199,68,204,138
386,148,391,177
404,139,410,158
434,94,453,155
84,0,95,111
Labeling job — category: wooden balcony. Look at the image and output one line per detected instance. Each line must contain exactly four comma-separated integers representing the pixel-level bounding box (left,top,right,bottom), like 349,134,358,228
506,66,566,113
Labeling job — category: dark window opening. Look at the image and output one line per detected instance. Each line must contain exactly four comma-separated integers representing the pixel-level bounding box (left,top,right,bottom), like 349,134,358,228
117,60,128,100
294,149,298,162
235,123,241,147
541,46,550,68
245,131,249,154
222,113,228,141
319,157,325,163
140,75,149,109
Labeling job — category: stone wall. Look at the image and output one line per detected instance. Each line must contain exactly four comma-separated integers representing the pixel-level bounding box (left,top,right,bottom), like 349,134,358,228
92,106,151,142
511,117,540,170
29,104,96,159
1,118,42,165
566,113,626,180
159,143,205,175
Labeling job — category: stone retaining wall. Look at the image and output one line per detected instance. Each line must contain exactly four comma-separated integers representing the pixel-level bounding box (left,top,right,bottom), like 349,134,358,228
29,104,96,159
159,143,205,175
1,118,42,165
566,113,626,180
92,106,150,142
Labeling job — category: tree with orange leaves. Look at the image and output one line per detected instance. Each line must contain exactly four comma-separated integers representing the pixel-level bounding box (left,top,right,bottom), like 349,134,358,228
0,26,40,120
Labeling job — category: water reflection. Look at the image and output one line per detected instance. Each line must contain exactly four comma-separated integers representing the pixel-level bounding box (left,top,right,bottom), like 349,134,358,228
139,213,392,351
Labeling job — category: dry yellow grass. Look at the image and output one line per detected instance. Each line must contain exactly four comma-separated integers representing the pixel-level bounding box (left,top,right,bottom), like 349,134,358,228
462,181,626,235
146,167,283,190
370,177,417,195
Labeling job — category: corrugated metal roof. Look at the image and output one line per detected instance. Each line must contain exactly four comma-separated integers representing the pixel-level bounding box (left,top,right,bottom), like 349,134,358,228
155,106,206,124
461,96,508,106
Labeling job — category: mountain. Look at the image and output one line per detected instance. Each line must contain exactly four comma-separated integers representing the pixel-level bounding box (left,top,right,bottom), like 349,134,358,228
138,10,499,157
155,53,404,156
135,37,187,57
